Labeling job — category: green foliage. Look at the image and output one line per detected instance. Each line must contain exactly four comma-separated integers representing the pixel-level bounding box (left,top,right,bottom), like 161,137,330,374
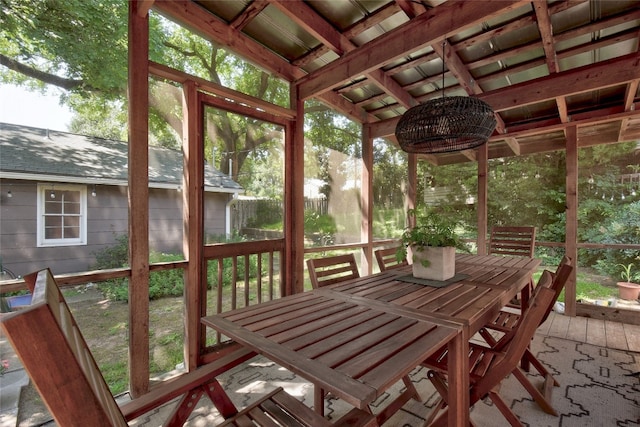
245,200,283,228
372,140,407,211
100,361,129,395
1,0,128,92
94,234,129,269
304,210,337,246
617,262,639,283
557,280,617,303
373,208,405,239
588,200,640,277
92,233,262,302
150,331,184,375
397,208,468,264
148,253,185,299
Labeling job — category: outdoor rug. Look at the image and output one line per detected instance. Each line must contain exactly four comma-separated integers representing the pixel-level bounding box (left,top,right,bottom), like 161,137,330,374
16,334,640,426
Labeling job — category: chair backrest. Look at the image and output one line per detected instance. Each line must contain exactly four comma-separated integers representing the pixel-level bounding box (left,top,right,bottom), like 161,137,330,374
488,226,536,257
542,255,572,325
1,269,128,426
307,254,360,288
374,246,408,272
492,258,573,351
472,273,556,401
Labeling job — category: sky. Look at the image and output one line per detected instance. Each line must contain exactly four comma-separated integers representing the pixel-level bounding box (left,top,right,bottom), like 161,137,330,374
0,84,73,132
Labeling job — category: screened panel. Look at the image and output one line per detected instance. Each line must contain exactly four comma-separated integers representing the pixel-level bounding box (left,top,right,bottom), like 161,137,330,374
577,141,640,305
487,152,566,262
303,104,362,248
372,138,408,240
203,106,284,243
418,161,478,246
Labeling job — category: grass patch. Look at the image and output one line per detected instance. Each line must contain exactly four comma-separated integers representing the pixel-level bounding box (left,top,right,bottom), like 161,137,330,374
100,361,129,395
533,270,617,303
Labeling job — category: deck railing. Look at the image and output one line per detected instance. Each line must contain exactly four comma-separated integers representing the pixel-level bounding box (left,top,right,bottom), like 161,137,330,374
202,239,285,349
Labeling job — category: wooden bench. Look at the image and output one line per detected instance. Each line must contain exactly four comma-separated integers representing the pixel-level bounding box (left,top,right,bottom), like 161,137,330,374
1,269,375,427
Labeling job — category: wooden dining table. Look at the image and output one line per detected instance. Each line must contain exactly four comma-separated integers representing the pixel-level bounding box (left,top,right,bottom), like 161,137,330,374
202,253,540,426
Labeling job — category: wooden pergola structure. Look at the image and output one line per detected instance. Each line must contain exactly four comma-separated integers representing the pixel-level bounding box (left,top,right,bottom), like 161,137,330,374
122,1,640,397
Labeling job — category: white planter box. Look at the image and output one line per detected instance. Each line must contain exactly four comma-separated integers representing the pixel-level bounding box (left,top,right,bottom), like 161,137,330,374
411,245,456,281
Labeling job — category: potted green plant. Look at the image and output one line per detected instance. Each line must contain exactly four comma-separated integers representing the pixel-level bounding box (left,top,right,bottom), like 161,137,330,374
396,209,467,281
616,262,640,300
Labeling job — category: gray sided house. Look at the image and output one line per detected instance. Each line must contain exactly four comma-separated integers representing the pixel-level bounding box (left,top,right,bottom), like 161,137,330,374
0,123,243,277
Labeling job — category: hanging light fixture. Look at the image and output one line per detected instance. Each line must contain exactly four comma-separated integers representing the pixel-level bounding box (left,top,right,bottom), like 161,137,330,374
395,41,497,154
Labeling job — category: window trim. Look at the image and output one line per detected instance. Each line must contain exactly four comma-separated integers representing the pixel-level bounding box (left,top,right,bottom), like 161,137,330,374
37,183,88,247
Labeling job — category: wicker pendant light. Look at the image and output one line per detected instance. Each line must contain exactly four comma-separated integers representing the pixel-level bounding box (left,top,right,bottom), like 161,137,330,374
395,42,496,154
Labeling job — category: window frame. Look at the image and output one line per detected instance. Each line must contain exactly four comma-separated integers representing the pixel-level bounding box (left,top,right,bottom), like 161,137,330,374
37,183,88,247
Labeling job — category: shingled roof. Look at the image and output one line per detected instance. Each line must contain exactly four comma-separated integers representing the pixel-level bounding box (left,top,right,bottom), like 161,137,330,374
0,123,243,193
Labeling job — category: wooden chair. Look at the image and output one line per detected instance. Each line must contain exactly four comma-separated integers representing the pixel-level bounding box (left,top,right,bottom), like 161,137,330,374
488,226,536,257
422,271,557,427
478,256,573,415
489,225,537,306
0,269,375,427
307,254,360,288
374,246,408,272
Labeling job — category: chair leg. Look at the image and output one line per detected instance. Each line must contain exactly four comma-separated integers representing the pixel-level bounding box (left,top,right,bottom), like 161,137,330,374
375,376,418,426
512,368,558,416
422,398,445,427
488,390,524,427
427,371,450,405
524,348,559,387
402,374,422,402
314,385,325,416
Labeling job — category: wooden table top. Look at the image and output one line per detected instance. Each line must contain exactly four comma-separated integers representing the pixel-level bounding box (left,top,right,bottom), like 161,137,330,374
326,254,541,335
202,253,539,425
202,289,460,410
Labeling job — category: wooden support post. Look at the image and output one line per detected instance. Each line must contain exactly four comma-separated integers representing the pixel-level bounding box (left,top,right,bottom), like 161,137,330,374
285,85,304,295
407,154,417,228
477,142,489,255
127,0,150,397
565,125,578,316
181,80,204,369
361,124,373,275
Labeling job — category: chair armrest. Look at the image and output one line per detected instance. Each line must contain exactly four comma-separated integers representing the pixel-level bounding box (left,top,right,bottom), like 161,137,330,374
121,347,255,421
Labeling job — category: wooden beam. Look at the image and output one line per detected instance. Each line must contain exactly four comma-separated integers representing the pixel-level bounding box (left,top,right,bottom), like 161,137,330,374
137,0,155,18
504,137,521,156
533,0,557,74
292,2,401,68
432,40,508,134
479,52,640,112
371,104,640,151
149,61,296,119
127,0,150,398
433,40,482,96
153,1,372,124
297,0,529,100
271,0,417,109
230,0,269,31
623,79,639,111
153,0,299,81
459,149,477,162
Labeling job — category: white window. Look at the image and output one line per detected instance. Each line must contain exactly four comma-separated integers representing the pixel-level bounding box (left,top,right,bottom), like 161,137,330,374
37,184,87,247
